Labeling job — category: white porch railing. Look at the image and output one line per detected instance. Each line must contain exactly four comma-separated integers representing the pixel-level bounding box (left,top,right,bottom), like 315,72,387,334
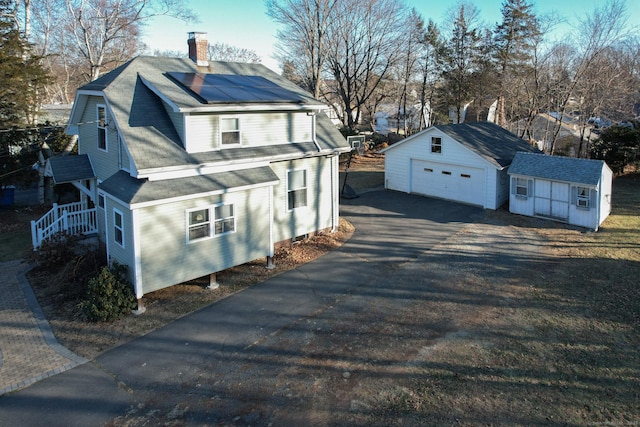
31,201,98,249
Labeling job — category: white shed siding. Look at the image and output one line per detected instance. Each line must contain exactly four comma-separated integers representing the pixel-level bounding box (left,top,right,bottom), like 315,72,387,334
271,156,335,242
599,166,613,226
184,112,313,153
135,186,272,294
78,96,121,181
384,130,499,208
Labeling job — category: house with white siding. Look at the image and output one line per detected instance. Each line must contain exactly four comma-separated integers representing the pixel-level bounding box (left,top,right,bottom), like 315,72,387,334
381,122,540,209
33,33,350,309
508,152,613,231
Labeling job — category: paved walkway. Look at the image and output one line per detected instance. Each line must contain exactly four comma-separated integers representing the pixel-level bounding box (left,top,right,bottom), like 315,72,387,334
0,260,87,395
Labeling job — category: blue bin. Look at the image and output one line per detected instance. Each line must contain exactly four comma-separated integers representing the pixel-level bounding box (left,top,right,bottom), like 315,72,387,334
0,187,15,207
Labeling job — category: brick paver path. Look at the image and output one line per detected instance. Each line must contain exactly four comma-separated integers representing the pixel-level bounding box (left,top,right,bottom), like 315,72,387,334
0,260,86,395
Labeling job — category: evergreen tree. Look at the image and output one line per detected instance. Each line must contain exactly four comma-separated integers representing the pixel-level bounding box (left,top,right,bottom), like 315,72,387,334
439,2,482,124
0,0,50,127
492,0,541,127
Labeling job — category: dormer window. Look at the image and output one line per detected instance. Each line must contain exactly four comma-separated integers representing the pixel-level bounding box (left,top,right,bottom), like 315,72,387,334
97,105,107,151
220,117,240,146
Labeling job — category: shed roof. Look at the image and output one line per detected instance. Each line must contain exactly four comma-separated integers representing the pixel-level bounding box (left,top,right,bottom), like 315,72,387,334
99,166,279,207
508,152,606,186
46,154,95,184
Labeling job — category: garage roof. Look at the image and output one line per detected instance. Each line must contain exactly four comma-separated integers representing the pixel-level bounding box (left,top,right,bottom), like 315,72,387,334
381,122,540,168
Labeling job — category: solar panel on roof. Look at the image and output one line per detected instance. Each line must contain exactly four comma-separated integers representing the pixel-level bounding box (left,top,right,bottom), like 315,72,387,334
168,72,308,104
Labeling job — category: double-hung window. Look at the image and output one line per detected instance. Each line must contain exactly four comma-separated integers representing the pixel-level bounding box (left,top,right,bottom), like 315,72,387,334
576,186,590,208
187,208,211,242
287,169,307,210
97,105,107,151
113,209,124,247
431,137,442,154
187,203,236,243
220,117,240,145
214,204,235,235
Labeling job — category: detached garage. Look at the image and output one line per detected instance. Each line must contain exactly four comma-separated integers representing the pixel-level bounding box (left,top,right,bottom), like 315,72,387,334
508,152,613,231
381,122,539,209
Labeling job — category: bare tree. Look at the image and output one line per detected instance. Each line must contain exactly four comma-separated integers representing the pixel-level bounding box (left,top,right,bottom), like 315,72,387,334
325,0,407,130
546,0,630,154
207,42,261,63
267,0,336,98
64,0,195,81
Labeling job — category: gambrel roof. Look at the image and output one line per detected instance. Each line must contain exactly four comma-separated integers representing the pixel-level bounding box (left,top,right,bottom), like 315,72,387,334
69,56,348,177
508,152,609,187
381,122,539,168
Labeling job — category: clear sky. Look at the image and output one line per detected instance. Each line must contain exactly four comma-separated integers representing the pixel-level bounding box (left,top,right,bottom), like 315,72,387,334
141,0,640,73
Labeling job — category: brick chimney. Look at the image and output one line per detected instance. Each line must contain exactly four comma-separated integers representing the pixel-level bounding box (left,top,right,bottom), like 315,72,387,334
188,32,208,66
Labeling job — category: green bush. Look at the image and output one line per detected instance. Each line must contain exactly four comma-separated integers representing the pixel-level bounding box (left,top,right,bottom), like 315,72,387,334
79,262,136,322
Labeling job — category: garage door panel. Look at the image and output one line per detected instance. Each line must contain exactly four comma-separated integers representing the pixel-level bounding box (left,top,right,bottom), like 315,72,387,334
410,160,484,206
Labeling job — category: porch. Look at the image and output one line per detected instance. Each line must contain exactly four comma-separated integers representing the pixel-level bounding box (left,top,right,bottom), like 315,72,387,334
31,201,98,249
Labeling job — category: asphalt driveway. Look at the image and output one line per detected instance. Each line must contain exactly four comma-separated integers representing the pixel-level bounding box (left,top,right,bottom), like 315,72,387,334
0,191,483,426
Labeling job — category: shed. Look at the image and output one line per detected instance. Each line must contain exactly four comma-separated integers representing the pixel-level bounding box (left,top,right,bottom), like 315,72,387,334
508,152,613,230
381,122,539,209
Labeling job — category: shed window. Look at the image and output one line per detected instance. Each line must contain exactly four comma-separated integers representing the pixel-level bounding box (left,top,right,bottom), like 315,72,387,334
431,137,442,154
576,186,590,208
516,177,529,197
288,169,307,210
97,105,107,151
220,117,240,145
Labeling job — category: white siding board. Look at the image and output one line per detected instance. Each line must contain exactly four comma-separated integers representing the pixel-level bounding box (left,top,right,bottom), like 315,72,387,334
78,96,121,180
104,198,136,284
136,187,272,294
271,157,334,243
183,112,313,153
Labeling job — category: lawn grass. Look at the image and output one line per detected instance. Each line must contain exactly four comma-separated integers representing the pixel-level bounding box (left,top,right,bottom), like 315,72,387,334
0,230,33,262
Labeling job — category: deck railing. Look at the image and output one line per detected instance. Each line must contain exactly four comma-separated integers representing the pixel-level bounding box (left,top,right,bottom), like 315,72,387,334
31,201,98,249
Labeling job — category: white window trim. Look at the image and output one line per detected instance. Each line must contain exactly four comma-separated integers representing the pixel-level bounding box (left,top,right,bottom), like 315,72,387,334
287,169,308,211
213,203,236,236
515,177,529,198
576,186,590,209
431,136,442,154
186,207,212,244
97,192,105,210
118,134,130,172
97,104,108,152
186,203,237,243
219,116,241,147
113,208,124,248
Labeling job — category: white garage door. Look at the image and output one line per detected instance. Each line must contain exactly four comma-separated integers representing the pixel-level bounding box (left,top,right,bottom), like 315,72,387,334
534,179,569,220
410,160,485,206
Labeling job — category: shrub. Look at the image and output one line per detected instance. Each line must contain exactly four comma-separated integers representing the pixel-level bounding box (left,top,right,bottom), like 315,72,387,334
79,262,136,322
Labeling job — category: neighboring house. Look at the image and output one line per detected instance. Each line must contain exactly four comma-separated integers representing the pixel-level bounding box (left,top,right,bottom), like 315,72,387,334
381,122,540,209
34,32,350,306
508,152,613,231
